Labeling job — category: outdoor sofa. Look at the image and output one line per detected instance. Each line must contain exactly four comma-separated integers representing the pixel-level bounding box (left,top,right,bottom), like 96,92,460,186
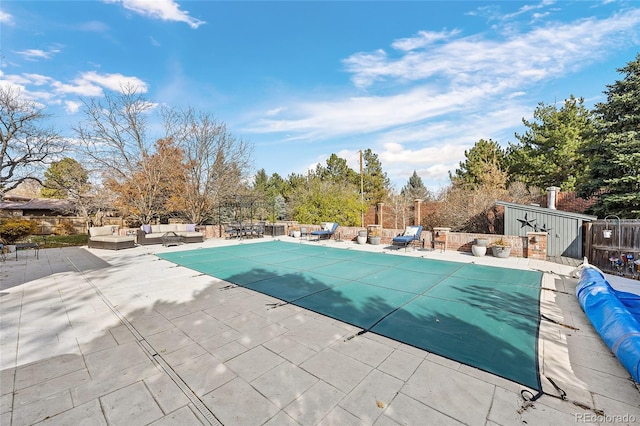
137,223,204,245
88,225,136,250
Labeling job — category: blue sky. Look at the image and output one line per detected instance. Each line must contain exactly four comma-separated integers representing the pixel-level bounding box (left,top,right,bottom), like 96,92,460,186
2,1,640,192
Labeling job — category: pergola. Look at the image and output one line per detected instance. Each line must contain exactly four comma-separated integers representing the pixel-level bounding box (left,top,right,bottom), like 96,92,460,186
216,195,275,237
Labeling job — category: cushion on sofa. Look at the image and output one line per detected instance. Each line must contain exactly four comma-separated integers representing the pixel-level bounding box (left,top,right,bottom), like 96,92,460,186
150,224,178,233
145,233,165,239
179,231,203,238
141,224,151,233
186,224,196,232
89,226,115,237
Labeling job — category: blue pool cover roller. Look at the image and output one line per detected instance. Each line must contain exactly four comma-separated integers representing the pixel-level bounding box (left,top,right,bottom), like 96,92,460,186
576,266,640,382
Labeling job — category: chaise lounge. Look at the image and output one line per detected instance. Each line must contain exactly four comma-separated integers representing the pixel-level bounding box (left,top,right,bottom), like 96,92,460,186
310,222,339,241
392,225,423,251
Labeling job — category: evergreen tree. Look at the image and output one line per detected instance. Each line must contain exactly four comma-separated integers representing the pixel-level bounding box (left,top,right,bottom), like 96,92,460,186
362,149,390,205
324,153,357,184
267,172,285,197
401,171,431,201
506,96,594,191
253,169,269,193
578,55,640,218
450,139,507,190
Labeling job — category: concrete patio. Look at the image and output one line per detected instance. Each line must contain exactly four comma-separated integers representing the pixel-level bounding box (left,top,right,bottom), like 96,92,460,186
1,236,639,425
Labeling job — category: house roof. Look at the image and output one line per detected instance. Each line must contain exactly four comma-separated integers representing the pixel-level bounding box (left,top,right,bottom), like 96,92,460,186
0,198,75,212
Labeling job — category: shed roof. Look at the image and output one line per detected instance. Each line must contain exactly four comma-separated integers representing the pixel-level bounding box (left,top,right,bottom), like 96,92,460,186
495,201,597,221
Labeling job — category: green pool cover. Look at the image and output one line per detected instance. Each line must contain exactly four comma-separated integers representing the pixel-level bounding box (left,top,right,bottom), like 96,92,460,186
158,240,543,390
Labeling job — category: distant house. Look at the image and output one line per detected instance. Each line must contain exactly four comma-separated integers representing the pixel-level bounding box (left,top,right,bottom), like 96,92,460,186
0,195,76,217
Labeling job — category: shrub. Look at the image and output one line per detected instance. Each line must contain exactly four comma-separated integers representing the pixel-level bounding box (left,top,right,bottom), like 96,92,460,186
54,221,76,236
0,218,38,243
492,237,510,247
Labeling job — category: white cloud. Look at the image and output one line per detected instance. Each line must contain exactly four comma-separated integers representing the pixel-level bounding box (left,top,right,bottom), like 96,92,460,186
265,107,285,116
51,79,104,97
65,100,82,114
468,0,555,22
0,10,14,25
1,70,149,109
249,9,640,143
502,0,556,21
22,74,54,86
104,0,205,29
79,71,149,93
344,10,640,89
49,71,148,96
246,9,640,188
14,48,61,61
391,29,461,51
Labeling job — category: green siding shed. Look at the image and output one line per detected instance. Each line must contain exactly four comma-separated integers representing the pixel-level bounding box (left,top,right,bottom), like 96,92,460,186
497,201,596,259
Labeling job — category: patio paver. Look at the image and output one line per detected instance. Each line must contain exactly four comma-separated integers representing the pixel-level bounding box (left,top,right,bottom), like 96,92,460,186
0,239,639,425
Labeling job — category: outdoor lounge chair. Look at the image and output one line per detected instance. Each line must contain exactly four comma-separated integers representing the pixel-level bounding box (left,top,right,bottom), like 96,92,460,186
392,225,423,251
310,222,339,241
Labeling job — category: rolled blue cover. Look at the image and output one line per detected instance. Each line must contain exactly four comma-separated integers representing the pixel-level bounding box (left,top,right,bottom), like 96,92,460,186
576,266,640,382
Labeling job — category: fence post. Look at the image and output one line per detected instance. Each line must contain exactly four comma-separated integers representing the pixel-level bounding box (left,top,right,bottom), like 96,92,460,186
584,221,592,260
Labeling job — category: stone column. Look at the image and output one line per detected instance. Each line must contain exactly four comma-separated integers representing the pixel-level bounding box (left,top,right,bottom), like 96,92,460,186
414,199,422,226
526,231,547,260
377,202,384,226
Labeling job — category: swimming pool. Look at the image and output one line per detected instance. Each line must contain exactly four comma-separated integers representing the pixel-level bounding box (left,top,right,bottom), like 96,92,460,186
158,240,543,391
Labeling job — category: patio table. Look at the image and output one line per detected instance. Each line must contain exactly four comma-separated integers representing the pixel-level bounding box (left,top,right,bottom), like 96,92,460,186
15,242,39,260
162,232,184,247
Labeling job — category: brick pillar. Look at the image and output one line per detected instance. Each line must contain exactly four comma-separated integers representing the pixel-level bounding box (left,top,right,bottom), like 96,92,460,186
525,232,547,260
414,199,422,226
433,227,450,251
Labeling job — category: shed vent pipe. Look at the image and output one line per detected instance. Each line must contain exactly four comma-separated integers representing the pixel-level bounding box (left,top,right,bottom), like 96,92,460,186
547,186,559,210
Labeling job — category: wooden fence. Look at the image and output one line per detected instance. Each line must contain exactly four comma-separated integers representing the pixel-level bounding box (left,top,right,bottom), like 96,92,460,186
584,219,640,273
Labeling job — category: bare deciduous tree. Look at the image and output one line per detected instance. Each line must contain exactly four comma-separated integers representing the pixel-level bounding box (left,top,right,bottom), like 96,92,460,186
424,182,540,234
74,87,171,224
75,88,253,225
164,107,253,224
0,86,66,195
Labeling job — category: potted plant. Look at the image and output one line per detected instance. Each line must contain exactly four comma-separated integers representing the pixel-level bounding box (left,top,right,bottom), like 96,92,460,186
474,237,489,247
491,238,511,258
368,227,382,245
357,230,368,244
471,241,487,257
290,225,301,238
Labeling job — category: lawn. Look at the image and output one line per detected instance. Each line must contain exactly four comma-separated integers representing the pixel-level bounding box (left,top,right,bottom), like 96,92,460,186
27,234,89,248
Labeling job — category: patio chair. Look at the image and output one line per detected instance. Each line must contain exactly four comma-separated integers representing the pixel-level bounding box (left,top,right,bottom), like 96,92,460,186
310,222,339,241
392,225,423,251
